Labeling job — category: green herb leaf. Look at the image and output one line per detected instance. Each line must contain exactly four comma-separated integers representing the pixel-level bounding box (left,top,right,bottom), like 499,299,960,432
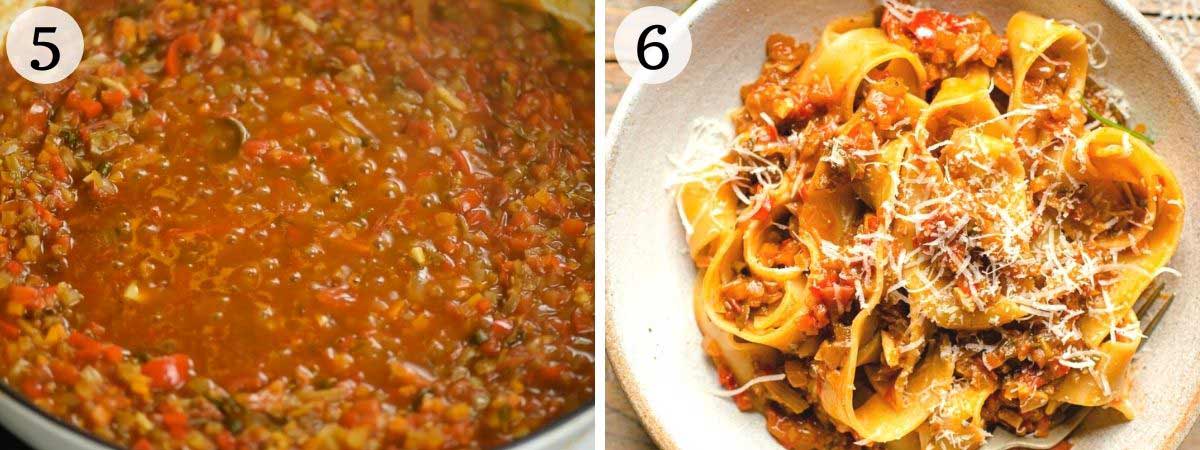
1080,98,1155,144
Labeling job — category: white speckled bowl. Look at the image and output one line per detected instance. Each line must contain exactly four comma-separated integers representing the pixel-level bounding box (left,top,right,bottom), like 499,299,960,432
605,0,1200,448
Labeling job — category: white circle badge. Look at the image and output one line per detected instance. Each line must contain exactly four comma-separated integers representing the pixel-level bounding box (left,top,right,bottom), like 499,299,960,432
6,7,84,85
613,6,692,85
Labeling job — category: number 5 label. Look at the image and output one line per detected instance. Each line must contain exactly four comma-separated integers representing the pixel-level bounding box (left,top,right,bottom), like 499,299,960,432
614,7,691,85
6,7,83,85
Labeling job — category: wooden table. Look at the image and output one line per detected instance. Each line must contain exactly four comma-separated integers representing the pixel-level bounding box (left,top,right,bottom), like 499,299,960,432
604,1,1200,448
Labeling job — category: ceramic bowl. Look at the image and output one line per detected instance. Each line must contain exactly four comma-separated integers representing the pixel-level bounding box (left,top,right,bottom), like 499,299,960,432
605,0,1200,448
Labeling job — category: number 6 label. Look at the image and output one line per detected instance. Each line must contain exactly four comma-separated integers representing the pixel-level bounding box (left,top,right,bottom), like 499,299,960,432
6,7,83,85
614,6,691,85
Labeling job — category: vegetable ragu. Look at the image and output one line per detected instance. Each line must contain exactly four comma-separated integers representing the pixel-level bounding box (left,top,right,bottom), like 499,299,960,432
0,0,594,449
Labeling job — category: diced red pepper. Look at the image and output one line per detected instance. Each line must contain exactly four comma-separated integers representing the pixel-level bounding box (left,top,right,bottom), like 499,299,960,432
66,91,103,120
164,32,202,77
142,354,192,391
906,9,969,47
752,196,773,222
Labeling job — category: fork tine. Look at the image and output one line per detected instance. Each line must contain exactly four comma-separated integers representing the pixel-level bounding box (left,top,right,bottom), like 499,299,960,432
1135,281,1165,318
1142,292,1176,337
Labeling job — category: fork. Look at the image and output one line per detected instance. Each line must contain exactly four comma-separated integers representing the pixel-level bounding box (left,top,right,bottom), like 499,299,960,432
980,280,1176,450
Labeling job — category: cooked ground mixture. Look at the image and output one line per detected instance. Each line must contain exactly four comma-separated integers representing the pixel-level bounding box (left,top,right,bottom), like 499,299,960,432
0,1,594,448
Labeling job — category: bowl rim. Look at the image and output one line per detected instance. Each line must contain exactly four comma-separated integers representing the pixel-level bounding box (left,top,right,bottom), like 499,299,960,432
603,0,1200,449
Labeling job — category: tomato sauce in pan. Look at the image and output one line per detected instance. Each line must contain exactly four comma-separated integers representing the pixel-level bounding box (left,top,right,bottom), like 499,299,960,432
0,1,594,448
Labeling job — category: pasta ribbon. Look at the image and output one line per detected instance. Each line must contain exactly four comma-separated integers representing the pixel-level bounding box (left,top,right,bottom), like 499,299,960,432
677,164,740,260
1053,311,1141,419
699,225,824,351
916,68,1011,143
1061,127,1184,312
899,128,1031,329
695,298,812,414
800,16,926,117
1007,11,1088,112
815,310,955,443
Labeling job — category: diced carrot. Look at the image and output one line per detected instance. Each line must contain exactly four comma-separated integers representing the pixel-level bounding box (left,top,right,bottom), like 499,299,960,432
20,377,45,399
455,189,483,212
0,321,19,339
32,202,62,229
23,101,50,131
9,285,45,312
572,308,592,333
316,286,357,307
46,152,69,181
67,331,98,349
490,318,513,338
404,66,435,93
474,297,492,314
267,148,309,167
161,407,189,439
102,344,124,363
511,211,537,228
339,398,381,428
90,404,112,428
507,233,536,252
100,89,126,110
451,149,474,180
537,363,564,382
240,139,272,158
50,359,80,385
479,338,501,356
215,431,236,450
560,218,586,237
464,209,488,227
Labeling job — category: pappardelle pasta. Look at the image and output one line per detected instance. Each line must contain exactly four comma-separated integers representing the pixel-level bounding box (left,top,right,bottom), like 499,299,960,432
672,4,1184,449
